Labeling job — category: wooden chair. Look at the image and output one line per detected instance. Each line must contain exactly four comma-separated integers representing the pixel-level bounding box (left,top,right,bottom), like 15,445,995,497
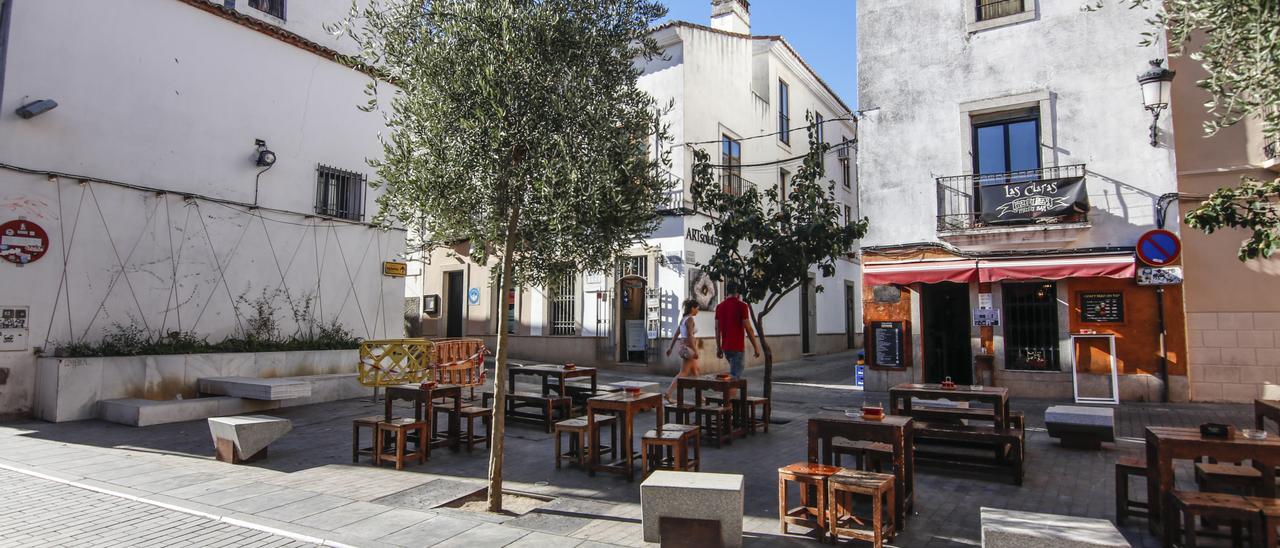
1114,455,1149,525
778,462,842,539
642,424,701,476
1170,490,1262,547
696,404,734,448
553,414,617,469
664,402,696,425
828,469,896,547
375,418,429,470
352,415,383,464
745,396,771,434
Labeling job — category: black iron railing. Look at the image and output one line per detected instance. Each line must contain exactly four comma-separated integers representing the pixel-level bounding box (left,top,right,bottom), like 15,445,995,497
976,0,1023,21
936,164,1087,232
1265,140,1278,161
656,167,757,216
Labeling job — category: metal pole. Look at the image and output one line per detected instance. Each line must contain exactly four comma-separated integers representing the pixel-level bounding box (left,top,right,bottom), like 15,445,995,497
1156,286,1168,403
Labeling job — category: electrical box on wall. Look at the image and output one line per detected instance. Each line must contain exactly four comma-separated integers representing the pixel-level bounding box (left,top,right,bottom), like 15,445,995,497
423,295,440,315
0,306,29,351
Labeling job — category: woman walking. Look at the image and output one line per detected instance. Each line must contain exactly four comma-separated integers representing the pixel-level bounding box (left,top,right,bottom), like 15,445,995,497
664,299,701,403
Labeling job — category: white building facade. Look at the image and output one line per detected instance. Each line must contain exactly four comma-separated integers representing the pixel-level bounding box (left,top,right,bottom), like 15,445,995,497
856,1,1187,401
0,0,405,417
409,0,861,373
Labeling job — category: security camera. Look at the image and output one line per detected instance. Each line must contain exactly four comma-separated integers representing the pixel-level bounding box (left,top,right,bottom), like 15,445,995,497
16,99,58,119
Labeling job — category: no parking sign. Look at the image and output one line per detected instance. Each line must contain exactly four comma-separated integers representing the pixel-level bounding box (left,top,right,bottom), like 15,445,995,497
1136,229,1181,267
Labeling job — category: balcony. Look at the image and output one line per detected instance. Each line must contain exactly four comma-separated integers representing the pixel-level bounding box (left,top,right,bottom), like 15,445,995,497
656,168,758,217
936,164,1090,246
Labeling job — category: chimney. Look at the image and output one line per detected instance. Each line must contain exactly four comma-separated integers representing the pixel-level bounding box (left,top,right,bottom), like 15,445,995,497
710,0,750,35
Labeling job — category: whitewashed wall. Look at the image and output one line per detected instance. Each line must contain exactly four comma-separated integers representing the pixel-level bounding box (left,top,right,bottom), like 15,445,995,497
0,0,404,416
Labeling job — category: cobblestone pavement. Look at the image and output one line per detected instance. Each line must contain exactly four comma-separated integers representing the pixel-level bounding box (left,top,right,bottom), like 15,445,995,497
0,468,311,547
0,351,1258,547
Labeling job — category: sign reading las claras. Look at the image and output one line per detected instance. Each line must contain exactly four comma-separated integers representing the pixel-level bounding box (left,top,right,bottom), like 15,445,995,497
979,178,1088,224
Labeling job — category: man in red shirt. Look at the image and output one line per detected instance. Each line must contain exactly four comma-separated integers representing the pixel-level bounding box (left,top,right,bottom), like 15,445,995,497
715,282,760,380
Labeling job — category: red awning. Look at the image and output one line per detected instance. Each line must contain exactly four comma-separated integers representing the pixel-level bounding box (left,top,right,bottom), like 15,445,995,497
863,254,1135,286
977,255,1135,283
863,260,979,286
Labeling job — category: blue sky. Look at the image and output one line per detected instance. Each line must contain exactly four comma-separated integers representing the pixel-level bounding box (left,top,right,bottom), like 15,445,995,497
656,0,858,109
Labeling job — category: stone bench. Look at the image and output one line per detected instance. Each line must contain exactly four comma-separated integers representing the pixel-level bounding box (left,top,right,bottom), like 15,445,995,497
208,415,292,464
641,470,743,547
1045,405,1115,449
198,377,312,400
981,507,1130,547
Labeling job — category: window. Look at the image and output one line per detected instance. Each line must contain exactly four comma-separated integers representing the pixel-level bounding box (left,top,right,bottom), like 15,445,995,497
1002,282,1060,371
976,0,1023,22
549,273,577,336
973,107,1040,182
779,168,790,201
617,256,648,280
248,0,285,19
721,134,743,195
778,80,791,145
815,113,825,144
315,165,366,221
839,137,852,188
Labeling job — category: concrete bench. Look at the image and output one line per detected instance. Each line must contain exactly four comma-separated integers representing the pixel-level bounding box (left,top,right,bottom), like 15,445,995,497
1045,405,1115,449
208,415,292,464
641,470,743,547
981,507,1130,547
198,377,312,400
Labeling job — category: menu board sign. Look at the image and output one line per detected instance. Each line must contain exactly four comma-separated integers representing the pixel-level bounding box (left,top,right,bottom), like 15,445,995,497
870,321,905,368
1080,292,1124,323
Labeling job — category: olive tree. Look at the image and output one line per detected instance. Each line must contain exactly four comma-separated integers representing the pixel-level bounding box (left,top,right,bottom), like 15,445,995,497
332,0,669,511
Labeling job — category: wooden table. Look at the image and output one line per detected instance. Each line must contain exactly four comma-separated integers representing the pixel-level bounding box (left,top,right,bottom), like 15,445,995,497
1256,399,1280,432
677,375,749,439
510,364,597,397
808,415,915,527
587,391,663,482
889,383,1009,430
385,384,462,452
1145,426,1280,547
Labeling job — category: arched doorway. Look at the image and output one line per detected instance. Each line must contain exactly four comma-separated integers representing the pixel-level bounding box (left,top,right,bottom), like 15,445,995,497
617,275,647,363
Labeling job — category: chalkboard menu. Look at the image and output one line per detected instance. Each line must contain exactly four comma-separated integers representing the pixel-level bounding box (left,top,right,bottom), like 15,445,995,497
870,321,905,368
1080,292,1124,323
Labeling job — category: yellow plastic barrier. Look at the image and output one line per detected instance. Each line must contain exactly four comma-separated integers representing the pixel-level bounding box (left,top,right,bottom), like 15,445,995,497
357,338,433,387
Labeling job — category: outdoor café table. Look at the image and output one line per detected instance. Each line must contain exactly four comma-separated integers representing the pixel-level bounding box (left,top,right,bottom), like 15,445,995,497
509,364,597,398
808,415,915,527
385,383,462,452
587,391,663,482
1256,399,1280,432
888,383,1009,431
1145,426,1280,547
677,375,749,439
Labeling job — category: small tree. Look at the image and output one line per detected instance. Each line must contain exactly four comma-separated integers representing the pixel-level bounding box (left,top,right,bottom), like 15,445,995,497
334,0,670,512
690,116,868,399
1091,0,1280,259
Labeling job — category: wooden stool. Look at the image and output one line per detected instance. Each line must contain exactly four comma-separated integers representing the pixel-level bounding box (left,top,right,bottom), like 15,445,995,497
1114,455,1149,525
642,424,701,476
1246,496,1280,547
745,396,770,434
374,418,428,470
828,469,896,547
664,402,695,425
435,406,492,452
778,462,842,538
831,439,893,472
352,415,382,463
1196,462,1263,495
696,404,734,448
553,414,617,469
1171,490,1262,547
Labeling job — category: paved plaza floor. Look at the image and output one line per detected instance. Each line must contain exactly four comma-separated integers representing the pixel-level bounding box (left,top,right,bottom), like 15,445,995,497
0,351,1257,547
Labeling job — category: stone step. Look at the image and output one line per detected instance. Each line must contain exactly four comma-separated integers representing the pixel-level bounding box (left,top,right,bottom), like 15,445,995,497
100,374,368,427
198,377,312,400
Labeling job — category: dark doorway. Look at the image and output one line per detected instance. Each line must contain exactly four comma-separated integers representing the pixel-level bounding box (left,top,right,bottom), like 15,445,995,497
618,277,647,362
800,275,817,354
446,271,463,338
845,282,858,349
1002,281,1060,371
921,282,972,384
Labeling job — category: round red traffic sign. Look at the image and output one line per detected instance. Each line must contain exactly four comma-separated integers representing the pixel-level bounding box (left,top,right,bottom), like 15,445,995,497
0,219,50,265
1136,229,1181,267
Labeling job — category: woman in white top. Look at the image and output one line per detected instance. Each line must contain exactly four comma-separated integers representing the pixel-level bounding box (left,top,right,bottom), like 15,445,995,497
664,299,701,403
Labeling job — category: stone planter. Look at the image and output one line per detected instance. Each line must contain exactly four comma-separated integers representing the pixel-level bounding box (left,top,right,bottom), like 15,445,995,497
35,349,358,422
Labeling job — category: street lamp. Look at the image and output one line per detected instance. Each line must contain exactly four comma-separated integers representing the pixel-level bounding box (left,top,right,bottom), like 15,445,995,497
1137,59,1176,147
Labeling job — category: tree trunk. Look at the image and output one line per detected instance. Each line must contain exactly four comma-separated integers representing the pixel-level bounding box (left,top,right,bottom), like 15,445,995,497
486,205,520,513
750,308,773,400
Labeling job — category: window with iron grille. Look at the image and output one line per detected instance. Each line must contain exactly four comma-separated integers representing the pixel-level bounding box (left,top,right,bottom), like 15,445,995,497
617,256,648,280
778,80,791,145
549,273,577,336
248,0,285,19
1002,281,1060,371
976,0,1023,22
721,135,743,195
315,165,366,221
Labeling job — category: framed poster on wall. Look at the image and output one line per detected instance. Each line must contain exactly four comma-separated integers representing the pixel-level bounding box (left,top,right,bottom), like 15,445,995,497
867,321,908,369
1080,292,1124,323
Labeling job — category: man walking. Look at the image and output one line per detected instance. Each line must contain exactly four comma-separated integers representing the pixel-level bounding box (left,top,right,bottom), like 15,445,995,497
715,282,761,381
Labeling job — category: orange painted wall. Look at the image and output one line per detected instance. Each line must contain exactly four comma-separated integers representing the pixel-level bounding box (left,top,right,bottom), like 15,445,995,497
862,283,913,371
1067,277,1187,377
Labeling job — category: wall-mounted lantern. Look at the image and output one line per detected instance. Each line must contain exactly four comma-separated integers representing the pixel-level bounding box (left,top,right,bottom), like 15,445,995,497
1137,59,1176,147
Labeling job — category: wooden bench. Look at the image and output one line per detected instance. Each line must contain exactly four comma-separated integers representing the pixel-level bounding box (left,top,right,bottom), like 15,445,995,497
911,411,1025,485
483,390,571,433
